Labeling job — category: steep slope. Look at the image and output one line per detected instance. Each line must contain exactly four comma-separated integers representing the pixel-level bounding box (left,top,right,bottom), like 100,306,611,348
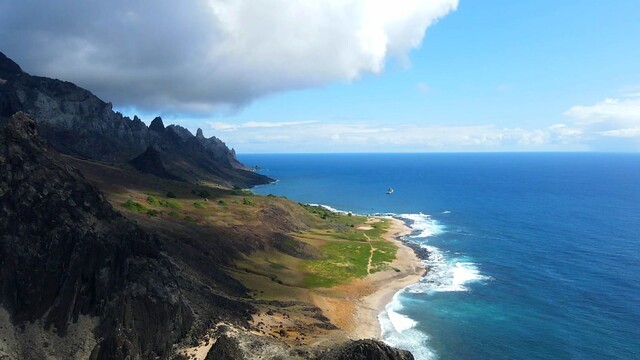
129,117,265,186
0,113,254,359
0,52,270,187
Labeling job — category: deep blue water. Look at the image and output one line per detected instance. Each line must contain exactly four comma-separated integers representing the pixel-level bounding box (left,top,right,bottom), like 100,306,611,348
240,153,640,360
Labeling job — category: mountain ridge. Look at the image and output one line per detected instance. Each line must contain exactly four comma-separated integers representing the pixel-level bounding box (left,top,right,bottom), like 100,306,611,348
0,52,270,187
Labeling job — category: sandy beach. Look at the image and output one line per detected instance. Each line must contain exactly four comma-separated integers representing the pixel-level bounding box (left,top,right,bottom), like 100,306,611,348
311,216,425,341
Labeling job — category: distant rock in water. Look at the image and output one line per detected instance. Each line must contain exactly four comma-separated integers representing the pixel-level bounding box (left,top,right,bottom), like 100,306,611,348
0,51,271,187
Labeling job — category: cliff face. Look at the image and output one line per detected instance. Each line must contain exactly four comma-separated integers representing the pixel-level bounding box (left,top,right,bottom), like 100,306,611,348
129,118,262,186
0,113,252,359
0,52,270,187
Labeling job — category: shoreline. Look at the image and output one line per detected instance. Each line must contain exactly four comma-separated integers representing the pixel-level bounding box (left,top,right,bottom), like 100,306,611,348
350,216,425,340
310,216,425,342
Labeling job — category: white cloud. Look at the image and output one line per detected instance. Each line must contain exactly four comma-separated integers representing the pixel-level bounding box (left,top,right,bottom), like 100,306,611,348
548,123,583,138
563,96,640,142
564,98,640,126
209,120,317,131
1,0,458,113
599,127,640,138
193,94,640,152
208,120,578,152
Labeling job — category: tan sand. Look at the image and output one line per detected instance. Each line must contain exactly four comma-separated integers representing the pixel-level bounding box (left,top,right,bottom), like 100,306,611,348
181,217,423,358
311,217,424,341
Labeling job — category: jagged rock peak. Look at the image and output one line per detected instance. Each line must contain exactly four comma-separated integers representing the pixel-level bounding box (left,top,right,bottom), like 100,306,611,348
196,128,205,139
166,124,193,141
149,116,165,132
0,52,24,79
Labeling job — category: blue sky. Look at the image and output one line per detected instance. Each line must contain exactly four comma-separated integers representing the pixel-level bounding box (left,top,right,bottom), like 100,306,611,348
174,0,640,152
3,0,640,152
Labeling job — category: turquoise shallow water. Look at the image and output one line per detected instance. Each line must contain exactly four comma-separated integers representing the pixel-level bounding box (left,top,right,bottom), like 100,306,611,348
240,153,640,360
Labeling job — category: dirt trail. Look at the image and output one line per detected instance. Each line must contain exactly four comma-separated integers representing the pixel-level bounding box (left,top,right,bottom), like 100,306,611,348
364,232,375,274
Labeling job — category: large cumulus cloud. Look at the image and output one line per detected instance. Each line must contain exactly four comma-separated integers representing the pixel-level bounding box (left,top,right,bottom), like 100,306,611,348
0,0,458,113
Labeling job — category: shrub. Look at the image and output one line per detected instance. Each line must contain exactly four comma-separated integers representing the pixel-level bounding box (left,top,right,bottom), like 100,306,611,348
218,200,228,206
184,215,197,222
146,196,156,205
122,199,147,212
158,199,181,209
193,202,205,209
168,211,181,217
166,191,177,198
147,209,160,217
242,197,255,206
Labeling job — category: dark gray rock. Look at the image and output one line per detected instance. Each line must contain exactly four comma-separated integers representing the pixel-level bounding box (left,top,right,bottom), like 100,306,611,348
149,116,166,132
0,52,271,187
0,52,23,80
204,326,414,360
204,334,245,360
316,340,414,360
0,113,253,359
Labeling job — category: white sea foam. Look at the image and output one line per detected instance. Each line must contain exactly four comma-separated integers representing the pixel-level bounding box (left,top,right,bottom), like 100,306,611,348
408,244,489,293
306,203,352,215
380,212,490,359
380,291,437,360
398,213,446,238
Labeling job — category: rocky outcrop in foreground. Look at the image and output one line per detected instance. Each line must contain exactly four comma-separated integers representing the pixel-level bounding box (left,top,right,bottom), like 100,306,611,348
0,52,270,187
205,325,414,360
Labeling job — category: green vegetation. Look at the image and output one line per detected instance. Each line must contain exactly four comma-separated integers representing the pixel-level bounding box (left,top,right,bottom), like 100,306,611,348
301,241,371,287
193,202,206,209
113,178,398,294
269,263,285,270
369,241,397,273
297,217,396,287
301,204,337,220
146,209,160,217
122,199,148,212
158,199,181,209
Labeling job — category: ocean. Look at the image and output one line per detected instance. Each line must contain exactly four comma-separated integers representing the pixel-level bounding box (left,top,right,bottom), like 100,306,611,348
240,153,640,360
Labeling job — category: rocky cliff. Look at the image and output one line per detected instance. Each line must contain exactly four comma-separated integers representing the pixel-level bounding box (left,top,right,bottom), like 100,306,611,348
0,113,253,359
0,52,270,187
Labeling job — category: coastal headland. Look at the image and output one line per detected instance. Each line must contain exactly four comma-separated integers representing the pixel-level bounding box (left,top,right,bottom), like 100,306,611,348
68,154,424,357
0,52,420,359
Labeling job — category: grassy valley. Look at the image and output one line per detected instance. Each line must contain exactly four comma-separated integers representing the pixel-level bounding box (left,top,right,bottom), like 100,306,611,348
65,155,408,350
